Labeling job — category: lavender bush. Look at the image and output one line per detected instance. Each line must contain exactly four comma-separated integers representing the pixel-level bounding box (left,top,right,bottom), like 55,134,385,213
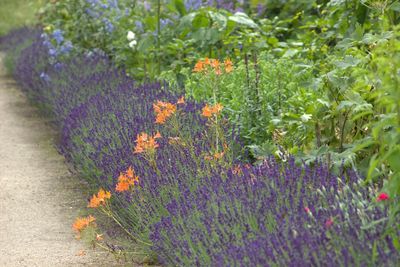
150,158,399,266
5,29,399,265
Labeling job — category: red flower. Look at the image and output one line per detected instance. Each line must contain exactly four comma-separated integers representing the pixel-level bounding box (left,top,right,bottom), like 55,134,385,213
304,207,311,213
377,192,389,202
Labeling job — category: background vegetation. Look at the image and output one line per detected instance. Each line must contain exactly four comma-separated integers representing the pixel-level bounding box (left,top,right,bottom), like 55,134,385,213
1,0,399,265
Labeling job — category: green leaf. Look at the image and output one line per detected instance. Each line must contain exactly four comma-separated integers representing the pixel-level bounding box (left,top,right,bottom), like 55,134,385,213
228,12,259,29
360,217,388,230
173,0,186,16
177,13,196,32
192,12,210,28
389,2,400,12
208,11,227,29
334,55,361,69
387,147,400,173
136,34,155,53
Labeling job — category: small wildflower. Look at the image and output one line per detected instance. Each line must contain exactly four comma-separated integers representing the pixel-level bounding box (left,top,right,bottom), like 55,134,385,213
304,207,311,213
214,151,224,159
193,60,204,73
126,166,134,178
129,40,137,48
177,96,185,105
115,167,139,192
127,31,136,41
134,132,160,154
377,192,389,202
72,215,96,232
224,58,233,73
153,101,177,124
201,104,213,118
232,165,242,175
154,131,162,139
210,59,220,68
202,103,223,118
88,188,111,208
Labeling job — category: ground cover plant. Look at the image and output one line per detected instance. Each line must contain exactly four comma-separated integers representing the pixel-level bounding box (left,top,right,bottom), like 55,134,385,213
1,0,400,266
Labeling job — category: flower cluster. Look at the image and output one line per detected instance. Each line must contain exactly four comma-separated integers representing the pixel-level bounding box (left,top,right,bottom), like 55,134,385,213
40,30,73,59
201,103,223,118
116,166,139,192
84,0,125,33
193,58,233,75
153,101,177,124
133,132,161,154
88,188,111,208
152,96,185,125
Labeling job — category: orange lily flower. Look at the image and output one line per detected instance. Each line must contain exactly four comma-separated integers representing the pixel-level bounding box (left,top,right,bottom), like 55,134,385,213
202,103,223,118
153,101,177,124
134,132,160,154
72,215,96,232
88,188,111,208
115,166,139,192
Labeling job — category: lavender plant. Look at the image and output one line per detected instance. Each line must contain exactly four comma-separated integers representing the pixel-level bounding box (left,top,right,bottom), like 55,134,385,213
150,158,399,266
6,28,399,265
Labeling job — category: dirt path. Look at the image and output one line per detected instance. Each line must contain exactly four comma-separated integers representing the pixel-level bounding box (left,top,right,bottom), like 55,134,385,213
0,53,118,266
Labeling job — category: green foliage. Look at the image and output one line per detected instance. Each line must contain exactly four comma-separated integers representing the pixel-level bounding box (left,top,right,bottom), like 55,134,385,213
184,54,317,159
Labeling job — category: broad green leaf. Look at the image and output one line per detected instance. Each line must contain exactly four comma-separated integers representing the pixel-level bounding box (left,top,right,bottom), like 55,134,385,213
228,12,259,29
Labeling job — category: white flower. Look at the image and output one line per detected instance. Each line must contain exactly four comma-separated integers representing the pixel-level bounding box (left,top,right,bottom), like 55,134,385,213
129,40,137,48
127,31,136,41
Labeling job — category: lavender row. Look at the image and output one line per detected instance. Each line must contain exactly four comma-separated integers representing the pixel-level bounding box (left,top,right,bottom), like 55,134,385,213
6,29,399,266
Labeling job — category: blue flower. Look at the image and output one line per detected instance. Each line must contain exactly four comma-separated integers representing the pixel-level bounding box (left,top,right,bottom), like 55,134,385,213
184,0,202,11
102,18,114,33
144,1,151,11
107,0,118,9
52,29,64,45
60,41,73,54
54,62,64,71
49,48,58,57
39,72,51,82
42,39,53,49
160,18,172,30
135,20,144,32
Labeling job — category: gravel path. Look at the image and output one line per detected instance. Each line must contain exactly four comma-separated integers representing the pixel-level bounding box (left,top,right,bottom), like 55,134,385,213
0,53,118,266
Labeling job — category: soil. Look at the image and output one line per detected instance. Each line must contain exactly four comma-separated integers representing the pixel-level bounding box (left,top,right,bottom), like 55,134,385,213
0,52,121,266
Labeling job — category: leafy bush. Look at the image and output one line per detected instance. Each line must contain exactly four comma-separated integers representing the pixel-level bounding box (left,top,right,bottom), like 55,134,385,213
184,54,317,156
